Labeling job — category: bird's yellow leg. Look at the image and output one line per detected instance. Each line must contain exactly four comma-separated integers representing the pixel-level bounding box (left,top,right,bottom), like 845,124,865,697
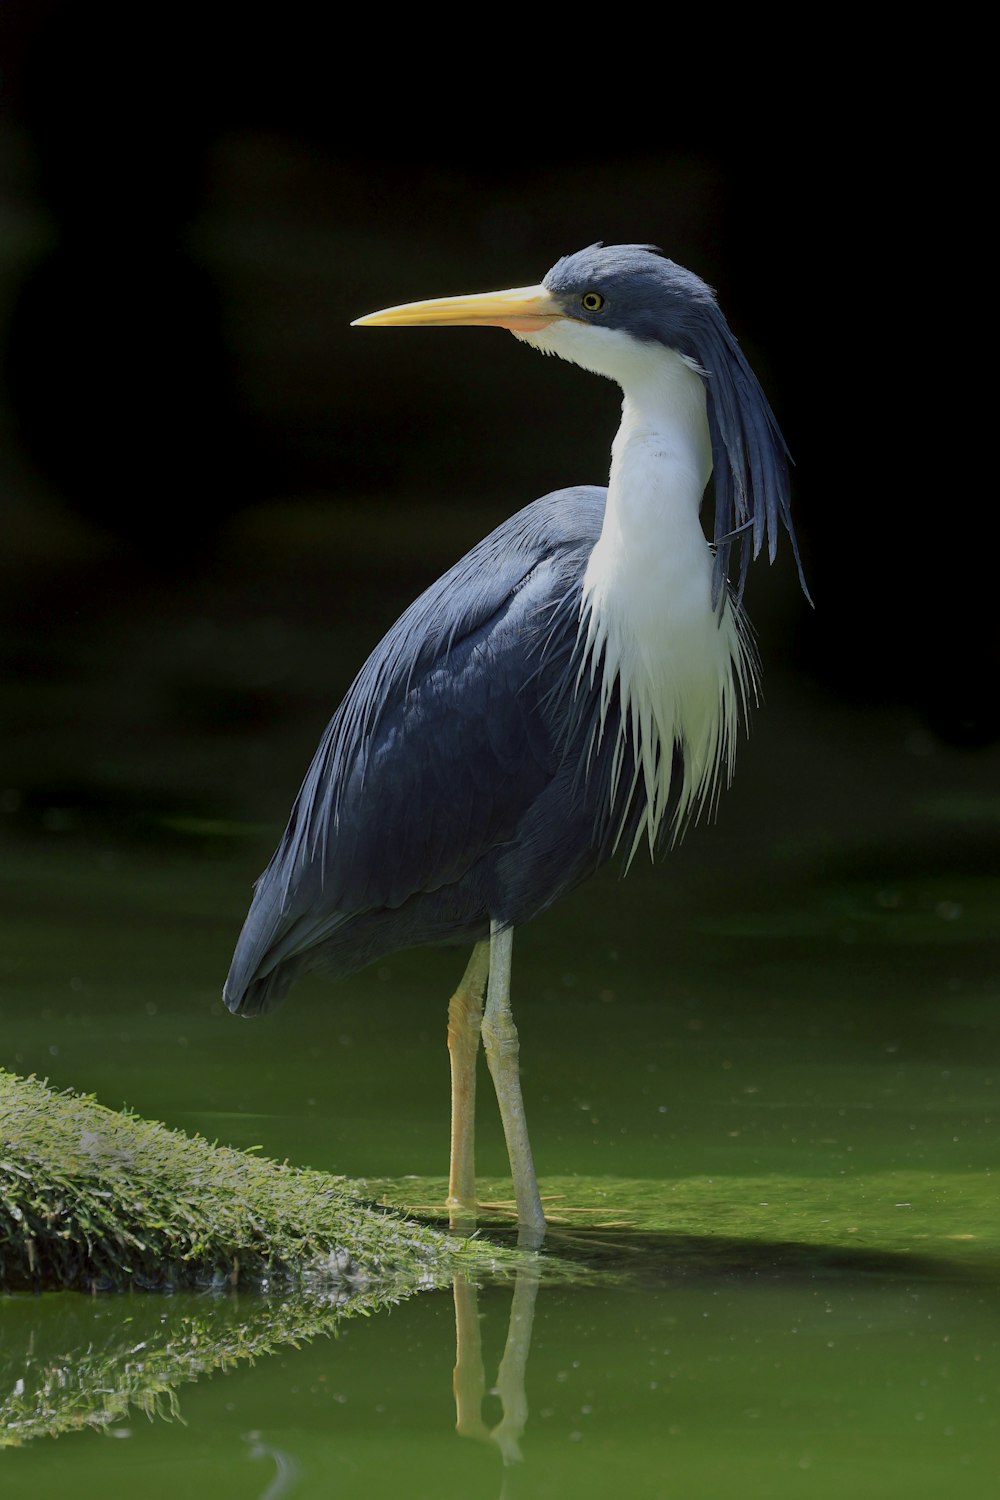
482,922,546,1246
447,940,490,1231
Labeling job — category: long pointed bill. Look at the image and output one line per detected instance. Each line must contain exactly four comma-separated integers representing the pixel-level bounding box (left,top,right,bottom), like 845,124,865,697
352,283,560,334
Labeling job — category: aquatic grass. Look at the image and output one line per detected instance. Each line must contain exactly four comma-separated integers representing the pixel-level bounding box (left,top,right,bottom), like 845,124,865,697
371,1170,1000,1268
0,1071,517,1292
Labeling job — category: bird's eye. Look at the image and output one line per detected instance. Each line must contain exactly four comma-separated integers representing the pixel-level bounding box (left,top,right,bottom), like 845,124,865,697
581,292,605,312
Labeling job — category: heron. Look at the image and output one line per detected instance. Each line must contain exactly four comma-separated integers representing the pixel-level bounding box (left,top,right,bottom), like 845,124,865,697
224,242,805,1246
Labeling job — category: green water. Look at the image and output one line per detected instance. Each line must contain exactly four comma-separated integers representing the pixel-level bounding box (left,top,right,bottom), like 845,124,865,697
2,750,999,1494
2,1265,998,1498
2,496,999,1492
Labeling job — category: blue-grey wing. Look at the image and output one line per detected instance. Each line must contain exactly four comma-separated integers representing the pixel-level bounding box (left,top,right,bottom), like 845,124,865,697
224,487,605,1011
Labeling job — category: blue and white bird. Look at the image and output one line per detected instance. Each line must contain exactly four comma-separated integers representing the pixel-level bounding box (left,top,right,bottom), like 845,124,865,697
224,243,805,1245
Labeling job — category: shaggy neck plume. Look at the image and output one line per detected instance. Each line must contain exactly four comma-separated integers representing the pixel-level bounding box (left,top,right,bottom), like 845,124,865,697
578,346,754,857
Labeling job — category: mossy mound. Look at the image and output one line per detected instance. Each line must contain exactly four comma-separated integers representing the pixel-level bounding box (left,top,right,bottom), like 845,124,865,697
0,1071,514,1292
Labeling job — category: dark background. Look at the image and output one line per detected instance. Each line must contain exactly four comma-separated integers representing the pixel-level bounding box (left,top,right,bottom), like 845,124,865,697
0,5,992,862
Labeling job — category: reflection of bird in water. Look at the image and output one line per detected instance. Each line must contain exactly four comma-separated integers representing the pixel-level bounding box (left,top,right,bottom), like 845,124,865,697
453,1268,541,1487
224,243,806,1246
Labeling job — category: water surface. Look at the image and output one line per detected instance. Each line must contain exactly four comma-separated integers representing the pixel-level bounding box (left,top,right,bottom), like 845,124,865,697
2,507,998,1494
3,774,998,1495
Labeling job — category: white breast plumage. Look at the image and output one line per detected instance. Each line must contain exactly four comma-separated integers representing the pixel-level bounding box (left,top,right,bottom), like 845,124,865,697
556,336,757,861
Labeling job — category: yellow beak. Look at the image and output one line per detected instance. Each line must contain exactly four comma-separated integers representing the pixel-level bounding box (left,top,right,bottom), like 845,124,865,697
351,283,561,334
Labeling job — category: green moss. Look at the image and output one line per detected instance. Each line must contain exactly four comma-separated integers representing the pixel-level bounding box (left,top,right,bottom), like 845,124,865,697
371,1170,1000,1267
0,1071,516,1292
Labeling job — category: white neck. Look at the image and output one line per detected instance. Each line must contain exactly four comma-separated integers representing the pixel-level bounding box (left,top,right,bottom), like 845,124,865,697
592,344,713,587
572,339,753,856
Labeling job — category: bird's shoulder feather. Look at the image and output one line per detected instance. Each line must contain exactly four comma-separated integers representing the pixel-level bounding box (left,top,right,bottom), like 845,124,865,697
288,486,606,897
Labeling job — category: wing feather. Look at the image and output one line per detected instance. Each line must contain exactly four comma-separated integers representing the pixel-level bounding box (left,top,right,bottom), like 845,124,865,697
224,488,606,1012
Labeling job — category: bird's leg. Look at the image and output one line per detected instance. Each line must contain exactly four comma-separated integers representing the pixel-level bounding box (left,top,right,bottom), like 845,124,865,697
447,940,491,1232
482,922,546,1247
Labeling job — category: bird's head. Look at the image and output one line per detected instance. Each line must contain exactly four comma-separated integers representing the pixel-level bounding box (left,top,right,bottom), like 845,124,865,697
354,243,806,603
535,242,720,366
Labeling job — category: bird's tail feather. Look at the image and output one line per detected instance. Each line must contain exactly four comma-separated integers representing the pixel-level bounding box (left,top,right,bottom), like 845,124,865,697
223,866,353,1017
224,957,302,1016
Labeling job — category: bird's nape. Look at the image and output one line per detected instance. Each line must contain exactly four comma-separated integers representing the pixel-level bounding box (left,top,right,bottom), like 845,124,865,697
225,242,803,1245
